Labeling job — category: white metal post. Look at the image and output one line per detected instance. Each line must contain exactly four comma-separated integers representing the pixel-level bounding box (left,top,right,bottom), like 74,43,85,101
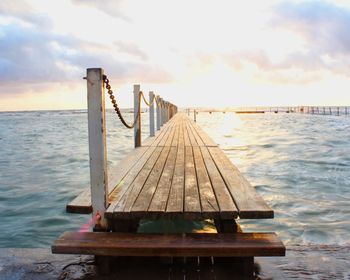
149,91,155,136
164,102,167,124
86,68,108,230
156,95,161,130
134,85,141,147
160,98,164,126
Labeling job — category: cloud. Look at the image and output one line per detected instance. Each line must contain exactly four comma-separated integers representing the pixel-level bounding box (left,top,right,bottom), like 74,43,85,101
71,0,129,21
270,1,350,76
219,1,350,84
0,2,172,96
274,1,350,55
114,41,148,60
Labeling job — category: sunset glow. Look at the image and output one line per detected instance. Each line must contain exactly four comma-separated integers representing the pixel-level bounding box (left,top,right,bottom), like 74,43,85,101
1,0,350,110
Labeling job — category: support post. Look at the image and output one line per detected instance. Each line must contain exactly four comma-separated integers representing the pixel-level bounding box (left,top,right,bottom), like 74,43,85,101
194,109,196,122
86,68,108,230
165,102,169,122
134,85,141,148
163,101,166,124
156,95,161,130
149,91,155,136
160,98,164,126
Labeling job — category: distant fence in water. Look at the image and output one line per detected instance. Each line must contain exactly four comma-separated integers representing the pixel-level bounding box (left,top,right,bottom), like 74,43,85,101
185,106,350,117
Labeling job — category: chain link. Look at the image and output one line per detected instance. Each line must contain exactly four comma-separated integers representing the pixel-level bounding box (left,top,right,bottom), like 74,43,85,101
103,74,140,129
140,91,155,107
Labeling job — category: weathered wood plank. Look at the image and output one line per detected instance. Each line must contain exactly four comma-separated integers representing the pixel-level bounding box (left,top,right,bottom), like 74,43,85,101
66,189,92,214
164,121,176,146
67,146,150,214
105,145,161,219
208,147,274,219
200,146,238,219
189,120,217,147
183,120,191,147
192,146,220,218
52,232,286,257
166,145,185,215
171,123,179,147
185,121,198,146
157,120,175,146
131,146,172,217
148,146,177,217
184,146,201,219
187,121,205,146
111,147,164,219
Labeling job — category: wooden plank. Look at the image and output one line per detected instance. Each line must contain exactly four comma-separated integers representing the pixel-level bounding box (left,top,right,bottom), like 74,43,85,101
147,146,178,217
66,189,92,214
67,140,150,215
107,147,150,194
192,146,220,218
189,120,217,147
110,147,164,219
157,120,175,146
185,121,198,146
171,123,179,147
208,147,274,219
164,121,176,146
184,146,201,219
131,146,172,217
166,145,185,215
200,146,238,219
144,118,172,147
187,121,205,146
52,232,286,257
177,120,184,147
105,145,160,218
183,120,191,146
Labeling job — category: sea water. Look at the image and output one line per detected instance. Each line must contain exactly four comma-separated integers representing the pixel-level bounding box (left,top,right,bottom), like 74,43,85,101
0,110,349,247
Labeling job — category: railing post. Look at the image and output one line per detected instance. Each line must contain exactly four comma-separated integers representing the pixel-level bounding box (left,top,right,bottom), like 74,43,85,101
165,102,168,123
149,91,155,137
162,101,165,124
156,95,161,130
159,98,163,126
194,109,197,122
86,68,108,230
134,84,141,148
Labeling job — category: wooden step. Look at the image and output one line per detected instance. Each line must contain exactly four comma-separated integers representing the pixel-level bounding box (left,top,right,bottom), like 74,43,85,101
52,232,285,257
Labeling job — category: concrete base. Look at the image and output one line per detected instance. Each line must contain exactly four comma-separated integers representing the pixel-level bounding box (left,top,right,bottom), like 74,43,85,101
0,245,349,279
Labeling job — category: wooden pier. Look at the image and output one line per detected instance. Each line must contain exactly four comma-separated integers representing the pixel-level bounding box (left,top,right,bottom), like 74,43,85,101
52,68,285,278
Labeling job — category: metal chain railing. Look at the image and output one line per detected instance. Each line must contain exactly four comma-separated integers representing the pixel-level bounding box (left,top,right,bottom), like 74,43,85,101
103,74,140,129
103,74,169,129
140,91,155,107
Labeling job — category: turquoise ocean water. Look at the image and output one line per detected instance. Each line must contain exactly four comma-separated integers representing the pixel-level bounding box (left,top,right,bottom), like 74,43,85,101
0,110,349,247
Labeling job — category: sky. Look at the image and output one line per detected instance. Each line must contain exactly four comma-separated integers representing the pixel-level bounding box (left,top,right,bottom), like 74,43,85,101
1,0,350,111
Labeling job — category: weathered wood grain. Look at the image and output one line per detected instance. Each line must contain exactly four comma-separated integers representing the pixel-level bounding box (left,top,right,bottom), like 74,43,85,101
148,146,177,217
184,146,201,219
192,146,219,218
166,145,185,215
209,146,274,219
200,146,238,219
131,146,172,217
52,232,286,257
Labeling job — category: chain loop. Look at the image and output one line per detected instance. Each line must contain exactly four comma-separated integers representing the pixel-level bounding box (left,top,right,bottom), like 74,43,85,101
103,74,140,129
140,91,155,107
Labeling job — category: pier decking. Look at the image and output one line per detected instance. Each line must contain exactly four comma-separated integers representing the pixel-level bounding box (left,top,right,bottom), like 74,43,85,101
67,113,273,221
53,68,285,278
106,113,273,222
